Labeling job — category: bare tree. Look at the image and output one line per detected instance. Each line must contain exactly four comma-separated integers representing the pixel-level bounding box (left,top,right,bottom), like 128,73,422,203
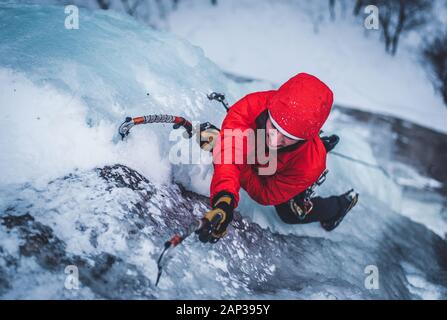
354,0,433,55
329,0,336,21
423,31,447,107
121,0,143,16
353,0,368,16
96,0,110,10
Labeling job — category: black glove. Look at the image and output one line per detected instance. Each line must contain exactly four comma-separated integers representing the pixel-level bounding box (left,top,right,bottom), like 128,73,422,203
197,122,220,152
320,134,340,153
197,193,234,243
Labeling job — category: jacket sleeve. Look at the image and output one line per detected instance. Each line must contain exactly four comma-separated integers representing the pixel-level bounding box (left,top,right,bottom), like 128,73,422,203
210,92,272,208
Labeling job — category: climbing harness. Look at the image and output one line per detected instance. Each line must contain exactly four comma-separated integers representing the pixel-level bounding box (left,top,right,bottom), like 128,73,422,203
289,169,329,220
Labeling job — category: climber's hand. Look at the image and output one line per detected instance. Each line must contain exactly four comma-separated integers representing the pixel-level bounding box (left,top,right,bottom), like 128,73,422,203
197,194,234,243
197,122,220,152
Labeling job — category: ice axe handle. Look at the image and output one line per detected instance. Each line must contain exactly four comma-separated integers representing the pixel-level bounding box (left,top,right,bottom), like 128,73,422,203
167,234,183,247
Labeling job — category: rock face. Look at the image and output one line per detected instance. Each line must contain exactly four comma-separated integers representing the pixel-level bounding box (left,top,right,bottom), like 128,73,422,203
333,105,447,195
0,164,446,299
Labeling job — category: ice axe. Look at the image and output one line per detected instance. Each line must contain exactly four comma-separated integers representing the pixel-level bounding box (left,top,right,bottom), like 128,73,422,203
155,213,223,287
118,114,221,152
118,114,193,140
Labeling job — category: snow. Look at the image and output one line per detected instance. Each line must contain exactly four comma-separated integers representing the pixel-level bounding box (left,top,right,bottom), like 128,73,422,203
0,3,267,189
400,191,447,239
390,163,443,190
402,262,444,300
167,0,447,133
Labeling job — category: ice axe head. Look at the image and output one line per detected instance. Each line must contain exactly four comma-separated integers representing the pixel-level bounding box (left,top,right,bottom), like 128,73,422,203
207,92,229,112
172,118,193,139
118,117,135,140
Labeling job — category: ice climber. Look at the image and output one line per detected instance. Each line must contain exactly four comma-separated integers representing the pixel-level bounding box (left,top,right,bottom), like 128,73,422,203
197,73,359,243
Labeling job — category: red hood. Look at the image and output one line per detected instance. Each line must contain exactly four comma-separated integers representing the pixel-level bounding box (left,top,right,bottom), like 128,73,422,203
267,73,333,140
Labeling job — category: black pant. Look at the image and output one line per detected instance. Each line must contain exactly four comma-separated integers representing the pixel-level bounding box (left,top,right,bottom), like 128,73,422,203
275,194,346,224
275,135,345,224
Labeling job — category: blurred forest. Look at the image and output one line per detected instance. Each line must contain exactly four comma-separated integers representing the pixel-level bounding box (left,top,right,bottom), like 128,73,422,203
58,0,447,107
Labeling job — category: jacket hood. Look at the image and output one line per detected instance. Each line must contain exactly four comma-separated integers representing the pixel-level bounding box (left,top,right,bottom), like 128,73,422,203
267,73,333,140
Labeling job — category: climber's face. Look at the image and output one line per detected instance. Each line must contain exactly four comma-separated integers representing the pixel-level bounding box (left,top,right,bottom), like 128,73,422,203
265,118,300,150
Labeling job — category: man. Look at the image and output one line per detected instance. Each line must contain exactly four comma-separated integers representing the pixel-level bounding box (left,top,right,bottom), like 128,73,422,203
197,73,359,243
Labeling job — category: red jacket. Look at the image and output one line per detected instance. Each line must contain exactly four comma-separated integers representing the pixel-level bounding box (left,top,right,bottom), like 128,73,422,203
210,73,332,208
